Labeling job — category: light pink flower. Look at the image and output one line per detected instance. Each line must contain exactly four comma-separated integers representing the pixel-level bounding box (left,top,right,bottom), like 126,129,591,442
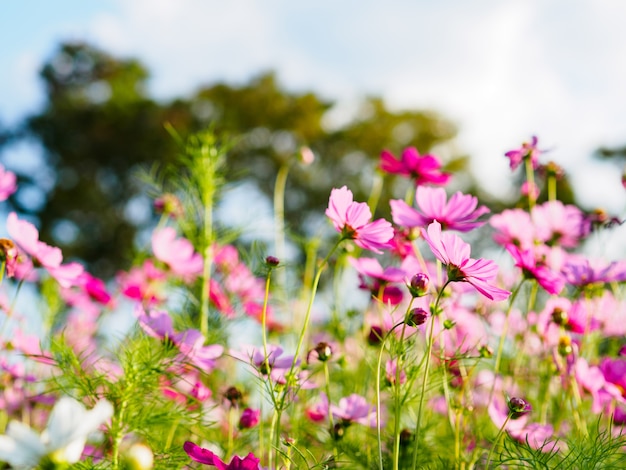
349,257,406,305
326,186,393,253
531,201,587,248
6,212,84,288
117,259,167,304
0,164,17,201
330,393,377,427
152,227,203,280
421,221,510,301
391,186,489,232
490,209,536,251
504,136,542,170
379,147,451,186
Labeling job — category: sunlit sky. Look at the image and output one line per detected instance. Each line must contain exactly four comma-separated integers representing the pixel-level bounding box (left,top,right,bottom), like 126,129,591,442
2,0,626,215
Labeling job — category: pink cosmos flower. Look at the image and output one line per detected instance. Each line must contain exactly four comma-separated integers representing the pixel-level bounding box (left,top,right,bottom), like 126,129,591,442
117,259,167,304
575,357,624,414
391,186,489,232
183,441,261,469
330,393,377,427
6,212,84,288
152,227,203,280
561,254,621,287
490,208,535,251
421,221,510,301
238,408,260,429
349,257,406,305
0,164,17,201
505,244,565,295
379,147,451,186
531,200,588,248
135,306,224,371
504,136,542,170
326,186,394,253
306,393,329,422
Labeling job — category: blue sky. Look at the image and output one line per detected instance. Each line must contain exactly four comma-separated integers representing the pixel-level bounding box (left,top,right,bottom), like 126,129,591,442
2,0,626,217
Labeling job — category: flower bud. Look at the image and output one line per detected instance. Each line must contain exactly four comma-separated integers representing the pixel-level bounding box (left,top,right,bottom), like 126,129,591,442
153,193,183,219
367,326,384,346
405,308,428,327
224,386,243,407
558,335,573,356
265,255,280,267
551,307,568,326
408,273,429,297
479,344,493,358
508,397,532,419
239,408,261,429
307,342,333,363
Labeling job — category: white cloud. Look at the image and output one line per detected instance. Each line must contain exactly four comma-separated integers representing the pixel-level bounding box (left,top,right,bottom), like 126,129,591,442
4,0,626,213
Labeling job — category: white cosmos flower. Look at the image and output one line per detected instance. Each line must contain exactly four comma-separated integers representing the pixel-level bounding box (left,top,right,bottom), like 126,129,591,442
0,396,114,469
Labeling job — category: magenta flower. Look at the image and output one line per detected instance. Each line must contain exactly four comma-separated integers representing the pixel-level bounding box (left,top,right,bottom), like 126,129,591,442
504,135,542,170
349,257,406,305
391,186,489,232
421,221,510,301
0,164,17,201
238,408,260,429
379,147,451,186
183,441,260,469
152,227,203,280
326,186,393,253
505,244,565,295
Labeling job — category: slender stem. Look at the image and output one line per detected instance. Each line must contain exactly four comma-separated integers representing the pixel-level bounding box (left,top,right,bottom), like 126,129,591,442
376,321,406,470
547,174,557,201
271,238,342,467
485,413,512,469
199,143,217,337
392,300,415,470
524,157,536,210
493,280,525,376
273,164,290,292
412,282,449,470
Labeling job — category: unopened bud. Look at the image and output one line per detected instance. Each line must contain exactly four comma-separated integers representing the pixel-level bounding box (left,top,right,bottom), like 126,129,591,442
154,193,183,219
265,255,280,267
367,326,384,346
558,335,573,356
408,273,429,297
508,397,532,419
239,408,260,429
224,386,243,407
551,307,568,326
307,342,333,363
479,345,493,358
406,308,428,327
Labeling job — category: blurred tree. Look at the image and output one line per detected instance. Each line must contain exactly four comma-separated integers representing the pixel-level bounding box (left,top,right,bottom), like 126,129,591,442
10,41,463,278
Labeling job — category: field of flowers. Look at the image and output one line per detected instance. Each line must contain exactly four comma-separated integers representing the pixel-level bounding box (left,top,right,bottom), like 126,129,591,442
1,132,625,469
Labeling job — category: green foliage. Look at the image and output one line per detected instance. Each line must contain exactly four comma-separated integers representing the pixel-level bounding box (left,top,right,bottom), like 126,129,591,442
7,41,461,278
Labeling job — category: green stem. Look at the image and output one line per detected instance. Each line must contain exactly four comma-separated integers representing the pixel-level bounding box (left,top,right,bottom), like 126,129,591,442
485,413,512,469
524,157,536,210
493,280,525,376
411,282,449,470
273,164,290,292
375,321,406,470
